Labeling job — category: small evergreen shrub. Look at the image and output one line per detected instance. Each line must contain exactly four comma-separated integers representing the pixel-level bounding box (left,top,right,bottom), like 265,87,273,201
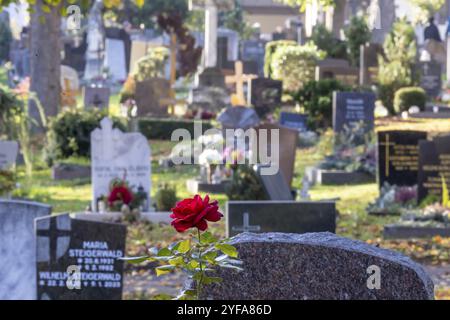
393,87,427,114
46,109,126,163
154,183,177,212
225,165,268,201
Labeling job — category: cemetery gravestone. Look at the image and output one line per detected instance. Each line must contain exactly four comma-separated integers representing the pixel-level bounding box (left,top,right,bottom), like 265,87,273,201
201,232,434,300
91,118,151,212
36,214,126,300
226,202,336,237
135,78,171,117
418,135,450,202
378,131,428,189
83,86,110,110
241,40,266,76
0,140,19,169
255,123,298,187
104,38,127,82
217,106,260,130
419,61,442,98
255,164,293,201
0,200,51,300
333,92,376,133
280,112,308,132
250,78,283,117
316,59,359,86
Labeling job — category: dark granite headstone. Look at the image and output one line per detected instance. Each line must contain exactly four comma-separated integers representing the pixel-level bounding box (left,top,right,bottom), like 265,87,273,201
62,35,87,73
280,112,308,132
135,78,171,116
241,40,266,76
217,37,234,70
377,131,427,188
83,86,110,110
226,202,336,237
36,214,126,300
0,200,51,300
333,91,376,132
255,165,293,201
250,78,282,117
419,61,442,98
418,135,450,202
201,232,434,300
197,67,226,88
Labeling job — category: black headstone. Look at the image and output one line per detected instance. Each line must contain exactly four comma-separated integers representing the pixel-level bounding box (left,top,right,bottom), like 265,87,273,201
250,78,283,117
333,92,376,132
280,112,308,132
418,61,442,98
255,165,293,201
226,201,336,237
377,131,427,189
418,135,450,202
241,40,266,76
36,214,127,300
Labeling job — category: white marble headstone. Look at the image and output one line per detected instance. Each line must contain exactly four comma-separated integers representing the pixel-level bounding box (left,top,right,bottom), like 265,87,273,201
0,200,52,300
90,118,151,212
104,38,127,82
0,140,19,170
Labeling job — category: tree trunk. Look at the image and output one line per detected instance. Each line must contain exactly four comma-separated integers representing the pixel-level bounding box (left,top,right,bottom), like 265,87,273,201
29,0,61,122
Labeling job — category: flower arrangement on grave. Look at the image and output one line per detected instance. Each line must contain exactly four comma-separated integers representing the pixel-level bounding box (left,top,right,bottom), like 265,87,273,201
367,183,418,216
319,122,376,176
0,170,16,197
398,176,450,227
104,175,147,214
123,194,243,300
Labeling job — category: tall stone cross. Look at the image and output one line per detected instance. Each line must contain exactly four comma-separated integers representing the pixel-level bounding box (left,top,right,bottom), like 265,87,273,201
379,133,395,177
225,61,257,106
232,212,261,233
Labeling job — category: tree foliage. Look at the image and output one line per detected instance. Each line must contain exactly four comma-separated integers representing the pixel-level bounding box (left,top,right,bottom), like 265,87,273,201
408,0,445,24
343,15,371,67
275,0,335,12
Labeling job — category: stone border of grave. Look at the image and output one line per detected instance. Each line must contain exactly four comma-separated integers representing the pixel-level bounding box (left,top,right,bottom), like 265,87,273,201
186,179,231,194
73,211,171,225
51,163,91,181
305,166,375,186
384,224,450,239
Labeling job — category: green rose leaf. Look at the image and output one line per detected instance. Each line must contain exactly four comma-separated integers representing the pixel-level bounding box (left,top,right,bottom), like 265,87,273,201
169,256,185,267
176,239,191,254
155,265,175,276
157,247,172,257
119,256,150,264
215,244,238,258
200,231,218,244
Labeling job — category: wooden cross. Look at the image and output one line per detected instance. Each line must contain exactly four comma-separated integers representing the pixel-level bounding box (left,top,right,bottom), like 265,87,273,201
225,61,257,106
61,78,77,108
379,133,395,177
232,212,261,233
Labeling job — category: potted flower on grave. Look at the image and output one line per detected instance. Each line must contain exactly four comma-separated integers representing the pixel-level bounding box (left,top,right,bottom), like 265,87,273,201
384,176,450,238
367,183,418,216
122,194,243,300
99,175,147,221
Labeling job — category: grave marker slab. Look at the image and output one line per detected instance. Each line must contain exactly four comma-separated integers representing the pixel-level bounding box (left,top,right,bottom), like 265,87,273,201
201,232,434,300
0,200,51,300
104,38,127,82
255,165,293,201
36,214,126,300
280,112,308,132
83,86,110,110
135,78,171,117
250,78,282,117
91,118,151,212
0,140,19,169
241,40,266,76
419,61,442,98
377,131,427,188
226,202,336,237
418,135,450,202
333,92,376,133
255,123,298,187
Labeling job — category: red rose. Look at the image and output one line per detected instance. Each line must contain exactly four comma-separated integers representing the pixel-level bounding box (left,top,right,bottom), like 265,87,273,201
170,194,223,232
108,186,133,205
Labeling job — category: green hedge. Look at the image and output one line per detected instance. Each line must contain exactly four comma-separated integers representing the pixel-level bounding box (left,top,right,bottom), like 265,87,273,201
264,40,297,79
393,87,427,114
46,109,126,163
138,118,214,140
